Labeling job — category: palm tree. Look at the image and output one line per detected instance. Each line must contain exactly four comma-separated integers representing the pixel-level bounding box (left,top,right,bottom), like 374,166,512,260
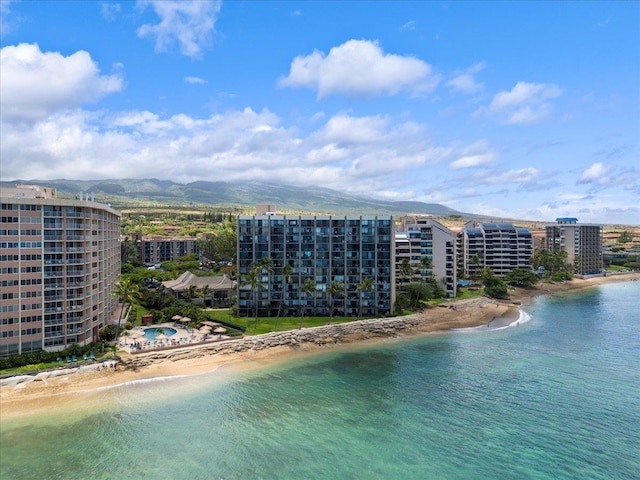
184,285,198,303
399,258,413,291
275,263,293,331
300,277,317,329
241,268,260,330
414,255,433,308
111,277,141,356
418,256,432,280
200,284,212,308
327,280,344,322
356,277,375,319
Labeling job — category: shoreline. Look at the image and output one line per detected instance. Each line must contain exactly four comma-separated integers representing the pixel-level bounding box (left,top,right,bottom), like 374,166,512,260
1,272,638,421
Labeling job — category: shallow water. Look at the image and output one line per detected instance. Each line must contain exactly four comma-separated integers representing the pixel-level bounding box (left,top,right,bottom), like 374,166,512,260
1,282,639,480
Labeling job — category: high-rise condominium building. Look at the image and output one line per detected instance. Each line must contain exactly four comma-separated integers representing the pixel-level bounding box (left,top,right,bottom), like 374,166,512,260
237,212,395,318
0,185,121,357
395,216,457,297
545,218,603,276
457,222,533,278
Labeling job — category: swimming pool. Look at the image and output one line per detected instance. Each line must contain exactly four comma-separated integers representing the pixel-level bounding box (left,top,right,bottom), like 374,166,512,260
143,327,178,340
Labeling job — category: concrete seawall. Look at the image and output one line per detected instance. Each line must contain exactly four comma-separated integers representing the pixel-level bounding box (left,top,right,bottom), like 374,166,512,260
120,316,422,369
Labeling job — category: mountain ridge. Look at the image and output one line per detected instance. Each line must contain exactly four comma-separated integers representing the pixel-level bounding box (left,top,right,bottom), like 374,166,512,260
1,178,479,218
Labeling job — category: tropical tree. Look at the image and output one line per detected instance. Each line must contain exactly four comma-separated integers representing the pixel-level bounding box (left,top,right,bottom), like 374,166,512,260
184,285,199,303
356,277,375,319
241,268,260,330
275,264,293,331
504,268,538,287
418,255,433,279
399,258,413,290
111,277,141,357
327,280,345,321
199,284,212,308
481,268,508,299
300,278,317,329
112,277,141,306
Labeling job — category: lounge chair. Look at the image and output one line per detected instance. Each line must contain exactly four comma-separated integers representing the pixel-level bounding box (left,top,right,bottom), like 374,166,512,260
57,357,62,363
71,355,77,362
90,352,95,359
65,355,71,363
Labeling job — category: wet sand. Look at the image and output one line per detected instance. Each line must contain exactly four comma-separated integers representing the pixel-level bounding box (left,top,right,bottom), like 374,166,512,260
1,272,637,421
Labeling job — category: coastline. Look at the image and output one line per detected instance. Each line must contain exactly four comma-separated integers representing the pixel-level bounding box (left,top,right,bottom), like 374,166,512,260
1,272,638,421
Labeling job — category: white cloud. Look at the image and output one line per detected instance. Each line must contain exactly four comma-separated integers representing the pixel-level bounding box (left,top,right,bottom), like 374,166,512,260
473,167,542,185
0,0,15,34
137,0,221,59
401,21,416,31
445,62,485,94
100,2,121,21
0,43,123,121
184,76,207,84
479,81,562,124
579,162,609,183
450,140,495,169
279,39,441,99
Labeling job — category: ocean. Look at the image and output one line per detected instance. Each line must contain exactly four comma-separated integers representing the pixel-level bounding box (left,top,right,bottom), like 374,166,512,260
1,281,639,480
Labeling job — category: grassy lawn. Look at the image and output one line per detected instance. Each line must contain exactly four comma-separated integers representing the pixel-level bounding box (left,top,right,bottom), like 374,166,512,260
605,265,627,271
203,309,377,335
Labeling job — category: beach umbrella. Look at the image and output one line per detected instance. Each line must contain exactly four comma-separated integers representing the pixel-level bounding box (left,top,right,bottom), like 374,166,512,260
214,327,227,334
201,320,219,327
156,333,168,342
171,315,182,321
181,316,191,323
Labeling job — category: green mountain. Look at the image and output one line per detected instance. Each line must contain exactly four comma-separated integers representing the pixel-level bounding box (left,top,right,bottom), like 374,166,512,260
1,178,474,218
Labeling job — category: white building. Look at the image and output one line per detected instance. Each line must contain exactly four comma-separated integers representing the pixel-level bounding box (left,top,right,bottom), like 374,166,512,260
395,216,457,297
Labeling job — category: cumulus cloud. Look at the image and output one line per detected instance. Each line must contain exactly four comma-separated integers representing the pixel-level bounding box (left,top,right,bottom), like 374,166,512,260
579,162,609,183
137,0,221,59
0,43,123,122
279,39,441,99
445,62,485,94
479,81,562,124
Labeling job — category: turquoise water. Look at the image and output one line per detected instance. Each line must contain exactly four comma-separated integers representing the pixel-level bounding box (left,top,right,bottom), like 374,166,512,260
1,282,639,479
143,327,177,340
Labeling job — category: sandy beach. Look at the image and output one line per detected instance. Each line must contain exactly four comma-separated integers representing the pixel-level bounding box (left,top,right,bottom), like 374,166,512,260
1,272,638,421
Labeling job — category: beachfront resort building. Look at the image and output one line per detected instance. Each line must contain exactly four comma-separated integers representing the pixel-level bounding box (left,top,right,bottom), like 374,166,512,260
395,216,457,297
0,185,121,357
237,210,395,318
457,222,533,278
545,218,603,276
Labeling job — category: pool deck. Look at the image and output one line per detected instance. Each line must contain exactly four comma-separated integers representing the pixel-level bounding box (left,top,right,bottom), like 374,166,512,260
118,323,232,354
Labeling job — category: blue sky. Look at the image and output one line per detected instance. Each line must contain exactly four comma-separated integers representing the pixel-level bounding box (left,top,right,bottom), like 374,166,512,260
1,1,638,224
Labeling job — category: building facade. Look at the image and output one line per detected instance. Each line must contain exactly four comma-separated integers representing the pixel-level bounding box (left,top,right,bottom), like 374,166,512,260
121,233,199,266
237,214,395,318
395,216,457,297
0,186,121,357
457,222,533,278
545,218,603,276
